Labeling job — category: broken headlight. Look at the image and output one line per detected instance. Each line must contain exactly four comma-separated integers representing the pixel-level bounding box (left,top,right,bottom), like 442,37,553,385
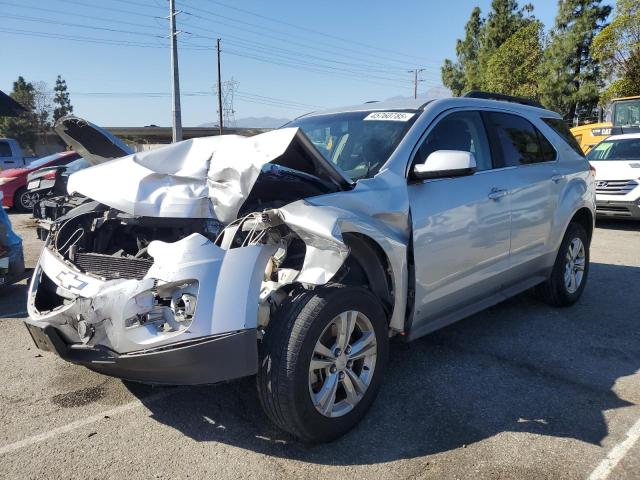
125,280,198,333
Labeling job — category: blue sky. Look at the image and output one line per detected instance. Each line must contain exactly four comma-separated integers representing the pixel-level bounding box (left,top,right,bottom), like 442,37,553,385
0,0,611,126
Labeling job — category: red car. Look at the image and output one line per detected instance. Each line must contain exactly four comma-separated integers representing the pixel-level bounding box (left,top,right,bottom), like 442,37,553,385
0,151,80,211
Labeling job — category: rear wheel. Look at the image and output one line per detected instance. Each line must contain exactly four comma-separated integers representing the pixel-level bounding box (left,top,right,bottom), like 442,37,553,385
536,222,590,306
257,285,388,443
15,187,39,212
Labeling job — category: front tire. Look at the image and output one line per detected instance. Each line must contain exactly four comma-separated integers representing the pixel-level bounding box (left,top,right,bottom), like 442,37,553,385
257,285,388,443
536,222,590,306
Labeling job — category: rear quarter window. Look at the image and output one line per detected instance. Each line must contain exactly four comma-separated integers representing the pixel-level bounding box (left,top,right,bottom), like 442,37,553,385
542,117,585,157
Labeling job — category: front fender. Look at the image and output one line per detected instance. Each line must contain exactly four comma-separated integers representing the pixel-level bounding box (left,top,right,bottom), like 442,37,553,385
279,200,409,332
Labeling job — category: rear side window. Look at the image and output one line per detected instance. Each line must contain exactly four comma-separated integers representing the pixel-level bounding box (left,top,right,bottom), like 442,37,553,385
542,117,585,157
486,112,557,166
0,142,12,157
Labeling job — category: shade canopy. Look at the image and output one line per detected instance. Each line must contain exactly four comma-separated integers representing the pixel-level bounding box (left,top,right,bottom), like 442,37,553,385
0,90,26,117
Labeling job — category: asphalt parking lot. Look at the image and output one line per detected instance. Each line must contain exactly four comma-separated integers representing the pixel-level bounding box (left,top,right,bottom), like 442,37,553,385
0,213,638,480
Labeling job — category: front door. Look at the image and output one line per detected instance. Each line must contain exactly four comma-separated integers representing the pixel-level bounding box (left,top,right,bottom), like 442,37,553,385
407,110,512,337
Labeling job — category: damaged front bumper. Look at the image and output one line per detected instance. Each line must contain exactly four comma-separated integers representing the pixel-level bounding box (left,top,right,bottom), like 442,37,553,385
25,233,275,385
24,323,257,385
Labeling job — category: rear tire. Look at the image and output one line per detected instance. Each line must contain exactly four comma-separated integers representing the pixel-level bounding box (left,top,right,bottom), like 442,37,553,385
14,187,39,213
536,222,590,307
257,285,388,443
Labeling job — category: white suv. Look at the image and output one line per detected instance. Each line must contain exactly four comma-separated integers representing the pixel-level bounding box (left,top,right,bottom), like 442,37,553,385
587,133,640,219
25,93,596,442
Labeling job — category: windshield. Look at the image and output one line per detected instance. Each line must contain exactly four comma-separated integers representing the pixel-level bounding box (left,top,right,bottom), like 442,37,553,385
288,110,418,180
613,100,640,127
587,138,640,161
28,152,67,169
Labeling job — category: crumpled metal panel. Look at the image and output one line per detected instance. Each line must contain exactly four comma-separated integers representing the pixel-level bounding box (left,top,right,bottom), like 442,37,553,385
27,234,276,354
66,128,340,222
279,171,412,332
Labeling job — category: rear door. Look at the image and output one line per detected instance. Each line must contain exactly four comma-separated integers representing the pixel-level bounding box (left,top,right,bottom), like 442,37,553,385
483,112,561,273
407,110,512,337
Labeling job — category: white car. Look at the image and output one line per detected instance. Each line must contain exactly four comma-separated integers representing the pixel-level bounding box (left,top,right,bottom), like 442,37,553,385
587,133,640,219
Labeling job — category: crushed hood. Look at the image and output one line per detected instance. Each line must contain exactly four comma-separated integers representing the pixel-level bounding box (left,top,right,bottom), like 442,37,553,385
67,127,353,222
54,116,133,165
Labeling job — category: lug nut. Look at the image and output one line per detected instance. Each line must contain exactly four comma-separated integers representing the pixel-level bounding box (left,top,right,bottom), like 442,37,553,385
334,348,341,357
347,360,353,369
330,365,337,373
345,345,352,354
339,371,345,380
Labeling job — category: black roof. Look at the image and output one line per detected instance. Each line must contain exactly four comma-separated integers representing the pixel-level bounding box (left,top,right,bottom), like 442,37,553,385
0,90,26,117
464,90,545,109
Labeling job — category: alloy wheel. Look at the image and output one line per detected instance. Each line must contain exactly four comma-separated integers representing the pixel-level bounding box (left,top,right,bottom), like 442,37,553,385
564,237,586,294
308,310,377,418
20,191,39,210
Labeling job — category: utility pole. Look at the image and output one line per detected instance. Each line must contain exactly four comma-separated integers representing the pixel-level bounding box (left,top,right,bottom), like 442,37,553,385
216,38,223,135
409,68,426,99
169,0,182,142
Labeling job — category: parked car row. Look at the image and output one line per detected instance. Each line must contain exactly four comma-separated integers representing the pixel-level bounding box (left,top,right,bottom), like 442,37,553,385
0,151,81,211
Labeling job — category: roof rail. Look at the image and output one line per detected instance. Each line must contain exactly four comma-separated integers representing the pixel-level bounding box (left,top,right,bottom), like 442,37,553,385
463,90,544,109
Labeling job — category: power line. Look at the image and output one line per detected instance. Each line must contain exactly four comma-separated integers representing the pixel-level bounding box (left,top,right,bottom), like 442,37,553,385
0,1,164,32
0,13,164,40
42,0,441,78
181,6,442,74
0,25,415,90
64,90,325,110
200,0,439,67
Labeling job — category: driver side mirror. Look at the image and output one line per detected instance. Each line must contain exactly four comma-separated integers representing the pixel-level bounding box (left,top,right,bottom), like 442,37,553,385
412,150,477,180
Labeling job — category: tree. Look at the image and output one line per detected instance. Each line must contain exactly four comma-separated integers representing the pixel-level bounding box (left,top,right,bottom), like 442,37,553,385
539,0,611,120
592,0,640,102
33,81,52,141
441,1,535,95
53,75,73,122
0,76,38,151
484,21,545,99
483,0,533,52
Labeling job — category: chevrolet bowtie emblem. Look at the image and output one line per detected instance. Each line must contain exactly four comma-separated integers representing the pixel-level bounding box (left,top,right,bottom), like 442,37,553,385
56,271,88,291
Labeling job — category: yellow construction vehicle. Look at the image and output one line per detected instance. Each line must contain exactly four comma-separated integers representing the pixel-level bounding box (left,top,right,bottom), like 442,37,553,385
571,96,640,153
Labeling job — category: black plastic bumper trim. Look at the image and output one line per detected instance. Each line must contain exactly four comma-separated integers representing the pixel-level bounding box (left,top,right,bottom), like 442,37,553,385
24,322,258,385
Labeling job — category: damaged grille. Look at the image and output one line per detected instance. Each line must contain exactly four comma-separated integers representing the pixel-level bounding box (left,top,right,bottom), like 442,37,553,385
74,253,153,280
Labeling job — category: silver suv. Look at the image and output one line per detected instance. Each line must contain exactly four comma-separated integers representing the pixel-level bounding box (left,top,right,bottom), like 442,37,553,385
25,94,596,443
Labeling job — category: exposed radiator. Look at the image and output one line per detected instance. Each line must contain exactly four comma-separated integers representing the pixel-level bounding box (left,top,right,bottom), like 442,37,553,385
74,253,153,280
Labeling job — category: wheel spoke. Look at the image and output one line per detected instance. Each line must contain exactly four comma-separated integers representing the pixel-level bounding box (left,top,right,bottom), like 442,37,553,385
309,357,334,372
313,342,336,360
341,372,359,406
314,372,338,416
348,332,376,361
346,368,368,395
336,311,357,351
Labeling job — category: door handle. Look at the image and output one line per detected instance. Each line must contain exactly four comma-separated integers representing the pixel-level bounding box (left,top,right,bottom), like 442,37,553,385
551,174,564,183
488,188,508,201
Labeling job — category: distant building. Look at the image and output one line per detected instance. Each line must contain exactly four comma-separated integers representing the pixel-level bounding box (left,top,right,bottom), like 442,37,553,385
35,125,271,156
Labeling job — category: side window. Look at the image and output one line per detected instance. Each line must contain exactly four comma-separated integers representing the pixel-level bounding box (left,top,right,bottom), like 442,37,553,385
416,111,492,171
542,117,585,157
0,142,12,157
488,112,556,165
537,130,556,161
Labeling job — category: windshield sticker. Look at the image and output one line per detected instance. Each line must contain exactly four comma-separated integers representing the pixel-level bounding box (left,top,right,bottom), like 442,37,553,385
364,112,415,122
